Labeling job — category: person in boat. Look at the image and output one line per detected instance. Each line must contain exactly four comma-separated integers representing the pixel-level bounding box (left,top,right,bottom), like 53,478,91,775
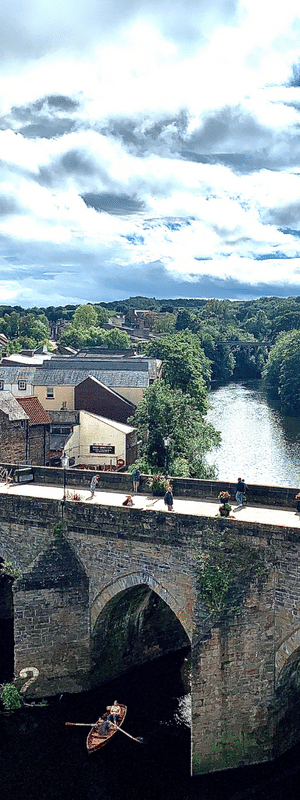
107,701,121,725
95,717,111,735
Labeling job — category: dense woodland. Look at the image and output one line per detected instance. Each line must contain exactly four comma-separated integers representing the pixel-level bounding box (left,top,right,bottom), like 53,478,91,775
0,295,300,477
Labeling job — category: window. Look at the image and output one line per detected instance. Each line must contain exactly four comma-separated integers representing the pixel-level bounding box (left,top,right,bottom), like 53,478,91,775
46,387,54,398
51,426,72,435
20,420,25,429
0,381,3,390
18,380,27,390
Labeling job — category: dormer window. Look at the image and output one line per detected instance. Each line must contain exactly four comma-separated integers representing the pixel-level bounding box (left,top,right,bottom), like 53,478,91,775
18,380,26,390
0,381,3,390
46,387,54,398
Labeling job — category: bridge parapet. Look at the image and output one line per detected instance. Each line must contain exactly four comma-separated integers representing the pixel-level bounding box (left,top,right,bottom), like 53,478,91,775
0,462,298,507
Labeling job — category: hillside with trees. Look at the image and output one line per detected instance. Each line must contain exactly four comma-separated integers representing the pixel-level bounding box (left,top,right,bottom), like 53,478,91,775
1,295,300,417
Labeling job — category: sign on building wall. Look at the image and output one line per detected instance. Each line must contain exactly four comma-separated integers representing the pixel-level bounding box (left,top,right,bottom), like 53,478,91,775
90,445,115,454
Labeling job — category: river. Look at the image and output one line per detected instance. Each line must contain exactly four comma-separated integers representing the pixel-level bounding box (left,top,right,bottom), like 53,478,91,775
207,381,300,486
2,646,300,800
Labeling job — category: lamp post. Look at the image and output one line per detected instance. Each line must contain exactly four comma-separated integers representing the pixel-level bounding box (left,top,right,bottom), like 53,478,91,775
61,451,68,505
163,435,170,477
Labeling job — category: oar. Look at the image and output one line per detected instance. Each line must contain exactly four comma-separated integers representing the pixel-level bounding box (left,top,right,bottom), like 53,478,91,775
112,723,144,743
65,721,144,743
65,722,96,727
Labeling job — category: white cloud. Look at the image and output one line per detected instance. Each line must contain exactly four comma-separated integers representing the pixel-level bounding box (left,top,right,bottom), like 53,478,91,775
0,1,300,304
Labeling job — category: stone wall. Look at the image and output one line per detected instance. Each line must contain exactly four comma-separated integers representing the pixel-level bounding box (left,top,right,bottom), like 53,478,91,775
1,462,299,508
0,416,26,463
1,492,300,773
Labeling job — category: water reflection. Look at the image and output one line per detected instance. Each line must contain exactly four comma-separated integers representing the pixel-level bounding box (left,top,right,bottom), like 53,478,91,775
207,381,300,486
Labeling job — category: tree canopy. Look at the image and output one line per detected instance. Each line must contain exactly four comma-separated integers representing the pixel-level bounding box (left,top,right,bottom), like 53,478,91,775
144,331,211,413
131,380,220,478
263,329,300,412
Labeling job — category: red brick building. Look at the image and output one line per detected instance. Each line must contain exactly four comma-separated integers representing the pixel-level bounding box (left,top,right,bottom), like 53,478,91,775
74,376,135,424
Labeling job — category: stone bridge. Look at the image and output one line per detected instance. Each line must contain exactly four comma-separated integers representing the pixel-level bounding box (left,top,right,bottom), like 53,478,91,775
1,475,300,775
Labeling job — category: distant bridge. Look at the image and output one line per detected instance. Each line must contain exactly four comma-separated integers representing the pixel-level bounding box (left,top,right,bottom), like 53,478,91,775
217,340,270,349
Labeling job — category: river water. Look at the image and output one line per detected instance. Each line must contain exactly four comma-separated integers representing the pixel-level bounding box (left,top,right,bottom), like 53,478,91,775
2,646,300,800
207,381,300,486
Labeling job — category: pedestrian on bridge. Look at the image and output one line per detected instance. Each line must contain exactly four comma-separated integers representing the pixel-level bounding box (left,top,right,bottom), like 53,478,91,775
235,478,245,507
90,474,99,498
164,486,174,512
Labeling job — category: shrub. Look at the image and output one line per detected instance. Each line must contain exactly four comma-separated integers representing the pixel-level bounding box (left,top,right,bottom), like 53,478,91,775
1,684,23,711
152,476,169,496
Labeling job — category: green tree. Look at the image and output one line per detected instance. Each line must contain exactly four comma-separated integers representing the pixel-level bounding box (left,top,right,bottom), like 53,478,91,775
145,331,211,413
105,328,131,349
263,329,300,412
96,305,110,326
131,380,220,478
175,309,195,331
59,323,87,348
73,304,98,329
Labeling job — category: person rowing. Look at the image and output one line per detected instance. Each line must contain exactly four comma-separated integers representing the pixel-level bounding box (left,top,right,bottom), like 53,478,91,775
106,700,121,726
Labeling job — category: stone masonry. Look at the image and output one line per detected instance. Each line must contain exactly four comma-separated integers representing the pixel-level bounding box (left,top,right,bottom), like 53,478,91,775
1,490,300,775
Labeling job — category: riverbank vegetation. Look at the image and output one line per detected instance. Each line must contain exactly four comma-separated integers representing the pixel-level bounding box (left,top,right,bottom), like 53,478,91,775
1,294,300,436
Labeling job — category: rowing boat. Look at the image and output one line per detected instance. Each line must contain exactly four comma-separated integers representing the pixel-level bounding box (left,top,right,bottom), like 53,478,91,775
86,704,127,753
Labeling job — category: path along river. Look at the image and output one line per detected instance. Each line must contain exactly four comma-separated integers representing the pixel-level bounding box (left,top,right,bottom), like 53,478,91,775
207,380,300,486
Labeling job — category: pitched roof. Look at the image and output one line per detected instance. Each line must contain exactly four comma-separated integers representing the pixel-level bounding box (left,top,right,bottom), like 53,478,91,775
79,410,135,434
0,391,29,421
17,396,51,426
33,368,149,388
0,366,37,381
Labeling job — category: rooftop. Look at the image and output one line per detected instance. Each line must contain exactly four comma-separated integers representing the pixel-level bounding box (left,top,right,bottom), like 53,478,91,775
17,396,51,426
0,391,28,421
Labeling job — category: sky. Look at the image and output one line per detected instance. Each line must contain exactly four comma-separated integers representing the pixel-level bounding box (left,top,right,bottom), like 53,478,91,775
1,1,300,307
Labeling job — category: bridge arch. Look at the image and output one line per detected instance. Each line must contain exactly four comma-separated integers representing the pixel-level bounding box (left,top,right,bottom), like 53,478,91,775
90,571,191,685
273,639,300,754
275,626,300,682
91,570,191,640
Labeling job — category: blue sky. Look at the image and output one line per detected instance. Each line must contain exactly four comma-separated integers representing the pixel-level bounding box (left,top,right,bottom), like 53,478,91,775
1,0,300,306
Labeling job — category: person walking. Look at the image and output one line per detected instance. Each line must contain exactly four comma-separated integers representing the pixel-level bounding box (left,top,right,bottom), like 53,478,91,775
164,485,174,512
90,474,99,498
235,477,245,507
132,467,141,493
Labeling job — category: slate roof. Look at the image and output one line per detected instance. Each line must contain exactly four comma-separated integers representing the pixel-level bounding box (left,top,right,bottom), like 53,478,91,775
0,366,37,382
17,396,51,426
33,369,149,388
0,391,29,421
43,358,149,371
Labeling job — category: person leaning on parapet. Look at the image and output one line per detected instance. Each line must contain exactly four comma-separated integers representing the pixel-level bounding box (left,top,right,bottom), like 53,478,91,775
90,474,99,498
132,467,141,493
235,477,245,507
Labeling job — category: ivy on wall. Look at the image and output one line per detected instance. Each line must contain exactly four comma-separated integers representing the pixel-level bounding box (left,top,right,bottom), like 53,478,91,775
0,560,22,580
195,529,269,620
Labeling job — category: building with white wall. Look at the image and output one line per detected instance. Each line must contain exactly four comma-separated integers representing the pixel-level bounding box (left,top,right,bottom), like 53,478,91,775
64,410,137,470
